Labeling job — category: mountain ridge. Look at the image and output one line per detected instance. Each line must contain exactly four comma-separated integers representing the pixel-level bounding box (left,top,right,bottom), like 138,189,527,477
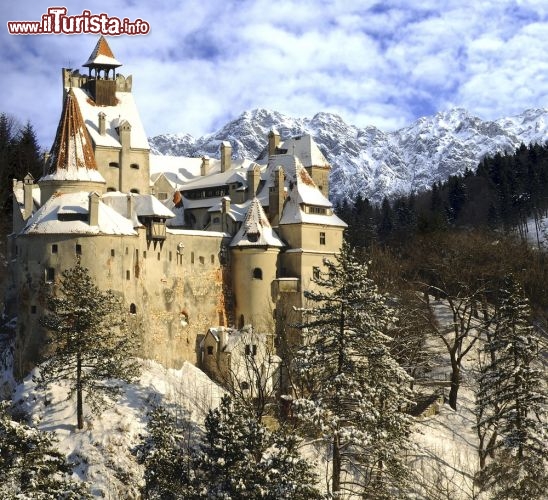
149,107,548,203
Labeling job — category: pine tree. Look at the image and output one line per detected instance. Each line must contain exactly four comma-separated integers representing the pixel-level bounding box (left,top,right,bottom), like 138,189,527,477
292,242,414,498
476,276,548,499
37,264,140,430
135,405,196,499
0,401,92,499
14,121,43,181
193,395,321,499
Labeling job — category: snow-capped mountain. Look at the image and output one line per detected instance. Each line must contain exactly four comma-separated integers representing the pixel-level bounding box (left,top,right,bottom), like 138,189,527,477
149,107,548,203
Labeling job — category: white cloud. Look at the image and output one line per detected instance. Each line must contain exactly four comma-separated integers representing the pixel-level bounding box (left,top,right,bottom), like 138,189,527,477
2,0,548,149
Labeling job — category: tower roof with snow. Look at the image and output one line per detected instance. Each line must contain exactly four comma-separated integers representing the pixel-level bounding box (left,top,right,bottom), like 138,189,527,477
42,89,105,183
83,36,122,68
230,197,284,248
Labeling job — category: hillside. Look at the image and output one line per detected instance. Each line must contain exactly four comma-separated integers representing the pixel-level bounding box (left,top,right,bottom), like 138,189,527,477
149,107,548,203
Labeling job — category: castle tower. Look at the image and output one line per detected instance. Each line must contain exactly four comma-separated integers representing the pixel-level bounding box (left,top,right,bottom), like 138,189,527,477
230,198,284,330
39,89,106,204
83,35,121,106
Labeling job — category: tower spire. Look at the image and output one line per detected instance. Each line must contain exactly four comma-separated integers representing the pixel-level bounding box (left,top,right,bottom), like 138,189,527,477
44,89,98,176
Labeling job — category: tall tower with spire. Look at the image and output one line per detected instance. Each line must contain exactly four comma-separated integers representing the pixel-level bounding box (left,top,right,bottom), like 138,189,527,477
62,36,150,195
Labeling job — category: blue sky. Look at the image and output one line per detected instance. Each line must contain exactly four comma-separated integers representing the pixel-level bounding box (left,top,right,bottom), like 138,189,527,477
2,0,548,149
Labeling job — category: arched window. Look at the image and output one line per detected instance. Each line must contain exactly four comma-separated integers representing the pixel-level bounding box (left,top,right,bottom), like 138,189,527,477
129,303,137,314
252,267,263,280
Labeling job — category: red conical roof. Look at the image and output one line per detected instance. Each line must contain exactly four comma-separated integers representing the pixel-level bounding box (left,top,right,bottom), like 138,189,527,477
83,36,121,68
44,89,99,176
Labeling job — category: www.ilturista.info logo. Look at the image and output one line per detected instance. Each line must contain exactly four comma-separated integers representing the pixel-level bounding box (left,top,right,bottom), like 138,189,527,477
7,7,150,35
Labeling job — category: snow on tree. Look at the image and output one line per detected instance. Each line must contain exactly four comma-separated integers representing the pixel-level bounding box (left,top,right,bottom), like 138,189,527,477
135,405,197,499
0,401,92,499
475,275,548,499
37,264,140,430
291,242,414,498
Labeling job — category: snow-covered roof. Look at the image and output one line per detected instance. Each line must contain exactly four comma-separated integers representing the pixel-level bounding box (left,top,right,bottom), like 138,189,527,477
21,191,136,235
230,198,284,248
41,89,105,184
102,192,174,221
278,134,329,168
83,36,122,68
72,87,149,150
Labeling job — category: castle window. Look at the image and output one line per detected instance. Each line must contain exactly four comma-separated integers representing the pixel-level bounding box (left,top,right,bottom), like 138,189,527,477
241,381,250,390
130,163,139,169
191,252,195,264
130,189,140,194
169,251,172,262
143,251,147,258
75,244,82,255
320,232,326,245
252,268,263,280
31,305,37,314
245,344,257,356
129,303,137,314
213,216,220,224
45,267,55,283
199,256,205,265
313,266,321,280
239,315,244,328
111,249,115,257
51,244,58,254
157,252,161,261
126,247,129,255
211,255,214,264
107,187,116,192
158,192,168,200
126,270,130,280
109,162,119,168
207,346,214,356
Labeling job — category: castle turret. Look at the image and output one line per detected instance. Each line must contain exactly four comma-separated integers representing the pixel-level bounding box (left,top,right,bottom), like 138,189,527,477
83,36,121,106
230,198,284,330
39,89,106,204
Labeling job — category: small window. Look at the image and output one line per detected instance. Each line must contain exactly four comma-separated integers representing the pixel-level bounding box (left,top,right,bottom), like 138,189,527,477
111,249,115,257
157,252,161,261
252,268,263,280
213,216,220,224
129,303,137,314
143,251,147,259
239,314,244,329
211,255,214,264
75,244,82,255
245,344,257,356
125,247,129,255
313,267,321,280
31,305,37,314
107,187,116,192
207,346,214,356
191,252,195,264
130,188,140,194
130,163,139,169
320,232,326,245
199,256,205,265
126,270,130,280
52,244,58,254
169,251,172,262
241,381,250,390
109,162,119,168
45,267,55,283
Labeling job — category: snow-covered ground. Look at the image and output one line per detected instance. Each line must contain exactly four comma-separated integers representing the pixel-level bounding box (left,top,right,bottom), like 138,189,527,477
9,360,224,498
1,300,491,499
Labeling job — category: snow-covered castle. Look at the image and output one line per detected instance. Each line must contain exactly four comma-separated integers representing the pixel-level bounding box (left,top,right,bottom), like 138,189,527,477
6,37,346,379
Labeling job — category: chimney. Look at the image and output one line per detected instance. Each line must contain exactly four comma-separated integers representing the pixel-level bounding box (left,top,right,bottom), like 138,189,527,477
247,164,261,201
268,129,280,156
127,193,134,219
220,141,231,173
221,196,231,232
88,192,100,226
269,166,285,226
23,173,34,220
98,112,106,136
201,156,210,176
